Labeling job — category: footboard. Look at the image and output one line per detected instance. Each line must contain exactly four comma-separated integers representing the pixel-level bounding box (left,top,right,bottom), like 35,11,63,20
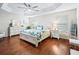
20,30,50,47
39,30,50,42
20,33,39,47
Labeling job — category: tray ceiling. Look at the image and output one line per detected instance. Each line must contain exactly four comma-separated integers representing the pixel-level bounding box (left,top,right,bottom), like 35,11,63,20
1,3,62,16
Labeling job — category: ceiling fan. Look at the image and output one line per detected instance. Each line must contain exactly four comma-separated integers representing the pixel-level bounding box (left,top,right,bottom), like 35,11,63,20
18,3,40,12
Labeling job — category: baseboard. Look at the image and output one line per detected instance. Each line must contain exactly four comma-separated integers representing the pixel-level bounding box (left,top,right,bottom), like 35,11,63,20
10,34,19,37
0,34,20,40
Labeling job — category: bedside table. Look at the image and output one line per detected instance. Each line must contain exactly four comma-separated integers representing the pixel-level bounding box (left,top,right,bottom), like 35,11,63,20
50,30,60,39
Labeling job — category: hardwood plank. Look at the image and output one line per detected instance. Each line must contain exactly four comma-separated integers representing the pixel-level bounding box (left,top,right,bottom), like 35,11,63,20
0,36,70,55
70,43,79,51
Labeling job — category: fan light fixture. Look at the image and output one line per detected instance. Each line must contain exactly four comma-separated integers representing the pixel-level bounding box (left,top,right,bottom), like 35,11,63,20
27,9,32,12
18,3,39,12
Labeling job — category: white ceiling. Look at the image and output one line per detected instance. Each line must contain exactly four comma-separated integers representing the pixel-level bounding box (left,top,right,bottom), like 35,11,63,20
1,3,62,16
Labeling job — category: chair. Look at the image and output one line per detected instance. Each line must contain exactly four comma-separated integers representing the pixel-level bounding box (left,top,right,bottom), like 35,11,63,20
59,32,70,39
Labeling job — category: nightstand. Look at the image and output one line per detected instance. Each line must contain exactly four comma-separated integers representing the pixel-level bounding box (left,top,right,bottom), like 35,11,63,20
50,30,60,39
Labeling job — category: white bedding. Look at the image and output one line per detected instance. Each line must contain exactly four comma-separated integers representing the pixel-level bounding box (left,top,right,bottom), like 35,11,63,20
21,29,47,39
20,29,50,47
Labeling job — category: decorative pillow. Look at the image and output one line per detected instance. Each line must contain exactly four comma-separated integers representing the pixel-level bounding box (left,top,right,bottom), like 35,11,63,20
26,26,31,29
36,25,43,30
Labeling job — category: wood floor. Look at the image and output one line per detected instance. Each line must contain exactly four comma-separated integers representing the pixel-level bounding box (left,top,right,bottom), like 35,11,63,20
0,36,70,55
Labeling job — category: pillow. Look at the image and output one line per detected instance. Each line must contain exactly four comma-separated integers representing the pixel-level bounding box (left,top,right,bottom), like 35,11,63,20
26,26,31,29
36,25,43,30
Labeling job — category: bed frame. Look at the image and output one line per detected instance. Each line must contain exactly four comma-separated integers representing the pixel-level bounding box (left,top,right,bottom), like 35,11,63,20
20,31,50,47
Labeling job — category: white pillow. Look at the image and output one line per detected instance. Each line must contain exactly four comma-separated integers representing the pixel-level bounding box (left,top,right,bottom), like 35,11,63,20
36,25,43,30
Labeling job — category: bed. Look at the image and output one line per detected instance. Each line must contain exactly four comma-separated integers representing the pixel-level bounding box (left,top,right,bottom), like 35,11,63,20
20,26,50,47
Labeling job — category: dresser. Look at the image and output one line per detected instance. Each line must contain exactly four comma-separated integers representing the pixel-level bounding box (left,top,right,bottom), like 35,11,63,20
8,27,20,37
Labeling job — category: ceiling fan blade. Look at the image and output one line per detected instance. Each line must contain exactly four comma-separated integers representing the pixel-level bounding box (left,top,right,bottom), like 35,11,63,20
24,3,27,7
34,9,40,11
32,6,38,8
32,9,40,11
18,6,26,9
28,4,31,7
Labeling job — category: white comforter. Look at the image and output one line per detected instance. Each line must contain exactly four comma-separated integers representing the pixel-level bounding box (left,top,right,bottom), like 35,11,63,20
20,29,45,40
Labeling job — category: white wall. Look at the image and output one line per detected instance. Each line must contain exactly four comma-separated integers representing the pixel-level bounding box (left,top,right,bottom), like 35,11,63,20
29,3,79,39
0,9,29,37
50,3,79,39
29,8,76,35
48,3,79,39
